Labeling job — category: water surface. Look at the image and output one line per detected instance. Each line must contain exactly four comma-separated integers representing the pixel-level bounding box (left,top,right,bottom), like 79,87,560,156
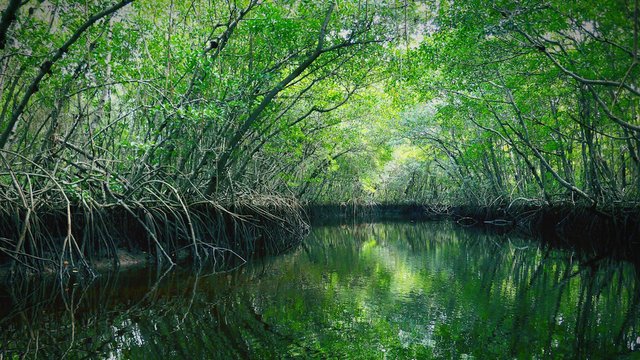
2,221,639,358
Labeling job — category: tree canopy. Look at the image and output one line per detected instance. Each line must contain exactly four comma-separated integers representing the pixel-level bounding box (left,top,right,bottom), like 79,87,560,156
1,0,638,209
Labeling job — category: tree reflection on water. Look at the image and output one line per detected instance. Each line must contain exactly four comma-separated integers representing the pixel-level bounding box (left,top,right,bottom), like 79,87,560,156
1,221,639,359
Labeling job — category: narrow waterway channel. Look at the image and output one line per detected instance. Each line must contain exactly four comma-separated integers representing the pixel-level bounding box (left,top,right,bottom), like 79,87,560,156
2,221,639,359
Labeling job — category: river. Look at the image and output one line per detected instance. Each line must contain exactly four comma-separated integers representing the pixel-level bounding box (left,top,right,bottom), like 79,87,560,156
1,221,639,358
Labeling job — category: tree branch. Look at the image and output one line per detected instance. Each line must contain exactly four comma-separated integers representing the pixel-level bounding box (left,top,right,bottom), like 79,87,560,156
0,0,22,50
0,0,135,150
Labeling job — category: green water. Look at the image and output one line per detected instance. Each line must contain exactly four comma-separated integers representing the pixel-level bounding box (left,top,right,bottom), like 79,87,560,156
2,221,640,359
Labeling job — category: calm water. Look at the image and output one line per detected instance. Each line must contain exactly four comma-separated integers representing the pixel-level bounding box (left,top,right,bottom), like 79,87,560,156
1,221,640,359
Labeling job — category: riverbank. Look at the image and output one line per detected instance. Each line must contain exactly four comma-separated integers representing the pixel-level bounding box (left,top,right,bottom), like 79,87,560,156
0,197,308,278
448,203,640,258
3,199,638,277
307,202,640,263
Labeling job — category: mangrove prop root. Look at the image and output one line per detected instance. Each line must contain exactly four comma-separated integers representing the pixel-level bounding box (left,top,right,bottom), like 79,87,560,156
0,186,308,276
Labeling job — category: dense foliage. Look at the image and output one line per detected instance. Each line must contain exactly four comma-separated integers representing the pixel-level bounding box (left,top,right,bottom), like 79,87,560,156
0,0,402,269
1,0,639,269
0,0,397,202
384,0,640,207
